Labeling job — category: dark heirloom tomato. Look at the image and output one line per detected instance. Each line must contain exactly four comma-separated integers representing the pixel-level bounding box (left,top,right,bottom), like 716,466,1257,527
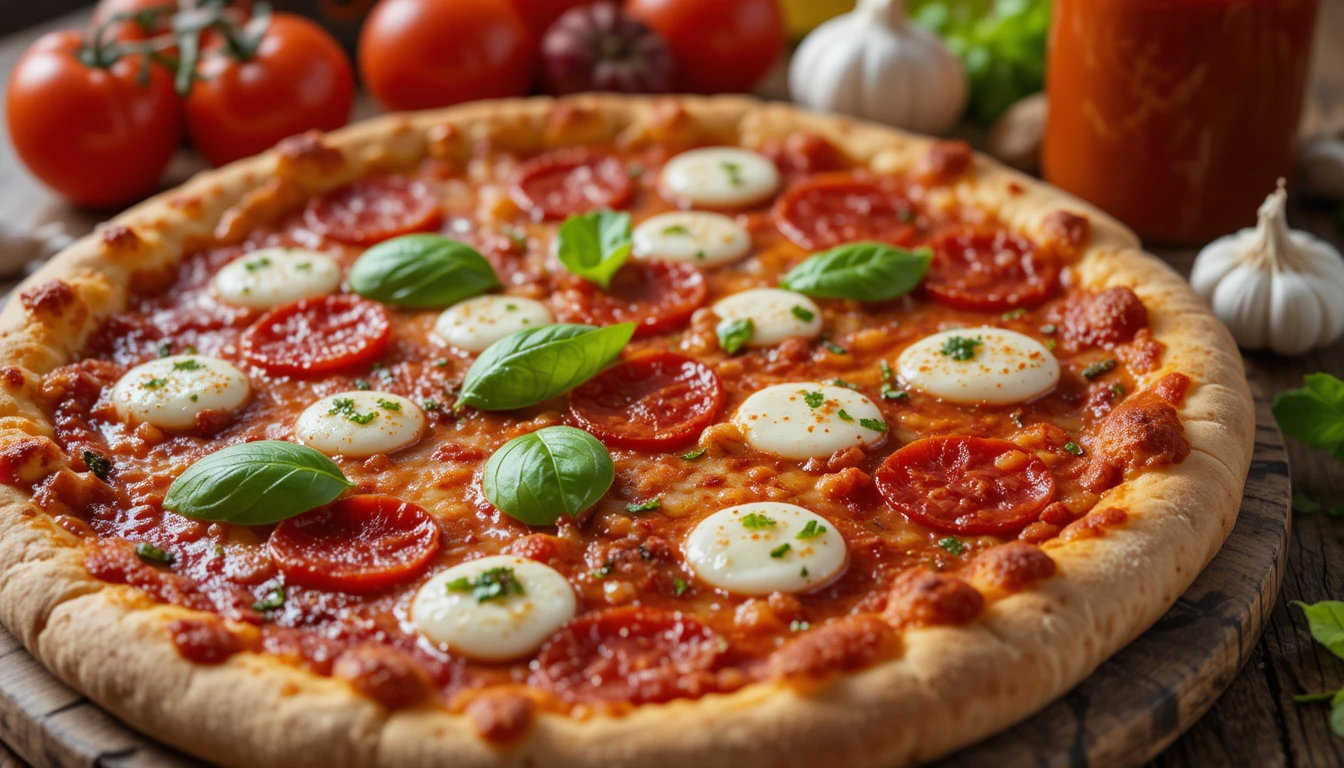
555,260,706,337
923,228,1059,312
772,174,918,250
240,295,391,377
875,436,1056,535
533,606,726,704
510,149,635,221
304,177,443,245
269,496,441,593
569,352,723,451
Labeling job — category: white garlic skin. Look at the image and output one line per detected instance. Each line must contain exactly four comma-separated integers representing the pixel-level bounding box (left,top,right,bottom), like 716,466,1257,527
1190,182,1344,356
789,0,967,136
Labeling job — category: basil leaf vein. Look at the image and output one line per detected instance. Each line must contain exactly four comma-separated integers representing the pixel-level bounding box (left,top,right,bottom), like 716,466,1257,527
779,242,931,301
556,209,633,290
163,441,353,526
349,234,500,308
482,426,615,526
456,323,635,411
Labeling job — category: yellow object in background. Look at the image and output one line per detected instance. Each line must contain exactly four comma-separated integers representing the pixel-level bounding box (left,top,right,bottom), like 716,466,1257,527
782,0,855,39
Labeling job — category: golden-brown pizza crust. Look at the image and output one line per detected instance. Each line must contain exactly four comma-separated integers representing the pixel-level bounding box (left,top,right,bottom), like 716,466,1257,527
0,95,1254,767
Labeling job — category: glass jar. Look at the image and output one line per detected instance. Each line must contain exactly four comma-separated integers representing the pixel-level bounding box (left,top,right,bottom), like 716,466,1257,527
1042,0,1319,246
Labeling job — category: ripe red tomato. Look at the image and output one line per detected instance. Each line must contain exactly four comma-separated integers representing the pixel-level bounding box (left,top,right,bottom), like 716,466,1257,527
359,0,536,112
506,0,590,38
184,13,354,166
626,0,784,94
92,0,252,42
5,31,181,207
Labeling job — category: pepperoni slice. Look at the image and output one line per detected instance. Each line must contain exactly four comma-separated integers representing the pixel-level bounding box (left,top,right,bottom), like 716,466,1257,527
511,149,634,221
875,436,1055,535
269,495,441,593
303,176,442,245
923,228,1059,312
569,352,723,451
555,260,706,338
533,607,725,704
772,174,917,250
240,294,391,377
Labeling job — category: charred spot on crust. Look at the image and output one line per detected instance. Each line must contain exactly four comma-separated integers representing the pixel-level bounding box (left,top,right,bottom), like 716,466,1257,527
0,435,65,485
465,691,537,746
332,644,434,710
969,541,1057,592
1041,210,1091,255
20,279,77,317
884,569,985,629
168,616,244,665
100,225,146,257
275,132,347,181
915,140,973,185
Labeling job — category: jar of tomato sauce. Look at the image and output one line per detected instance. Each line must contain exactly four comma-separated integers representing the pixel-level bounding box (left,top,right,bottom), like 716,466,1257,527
1042,0,1318,246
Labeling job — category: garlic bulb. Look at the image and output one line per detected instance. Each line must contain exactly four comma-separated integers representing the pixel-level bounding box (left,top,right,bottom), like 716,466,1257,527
1190,181,1344,356
789,0,966,136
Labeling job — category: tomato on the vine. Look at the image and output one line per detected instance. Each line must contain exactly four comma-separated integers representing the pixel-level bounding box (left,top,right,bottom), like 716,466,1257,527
184,12,354,166
358,0,536,112
6,30,181,207
90,0,177,41
626,0,784,94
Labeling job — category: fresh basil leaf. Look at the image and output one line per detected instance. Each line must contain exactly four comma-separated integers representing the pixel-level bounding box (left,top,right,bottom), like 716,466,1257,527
556,209,633,290
1332,689,1344,738
482,426,615,526
779,242,931,301
163,441,353,526
349,234,499,308
456,323,635,411
1294,600,1344,660
1273,373,1344,460
716,317,753,355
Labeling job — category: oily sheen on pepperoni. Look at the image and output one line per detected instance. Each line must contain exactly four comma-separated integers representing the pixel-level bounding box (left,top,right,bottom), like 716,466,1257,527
240,294,391,377
923,227,1059,311
875,436,1055,535
569,352,723,451
533,607,725,704
510,149,634,221
772,174,918,250
555,260,707,337
269,495,440,593
303,176,443,245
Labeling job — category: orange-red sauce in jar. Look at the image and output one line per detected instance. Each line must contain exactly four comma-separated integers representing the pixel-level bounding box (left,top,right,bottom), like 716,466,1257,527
1042,0,1318,246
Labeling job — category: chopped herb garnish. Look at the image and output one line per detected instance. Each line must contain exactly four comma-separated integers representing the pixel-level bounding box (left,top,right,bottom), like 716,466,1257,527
1010,410,1024,428
422,399,441,411
243,257,272,272
837,409,854,422
674,578,689,596
860,417,887,432
253,584,285,612
83,451,111,481
830,378,859,390
695,250,707,260
591,560,615,579
377,398,402,411
1111,383,1126,397
938,536,965,556
142,377,168,389
769,543,792,558
822,339,847,355
799,567,809,579
881,383,909,401
134,542,173,565
662,224,692,236
348,412,377,425
354,379,371,390
214,545,226,557
1063,441,1084,456
741,511,777,529
329,397,378,424
189,393,199,402
880,360,894,382
797,520,826,540
1001,307,1027,320
791,305,816,322
156,340,173,358
172,358,202,372
295,262,312,271
803,390,826,408
1046,338,1057,351
1040,324,1058,335
1082,359,1118,379
716,317,754,355
626,499,661,513
505,303,519,312
940,335,983,361
434,358,450,368
681,448,707,461
721,160,744,186
445,567,525,603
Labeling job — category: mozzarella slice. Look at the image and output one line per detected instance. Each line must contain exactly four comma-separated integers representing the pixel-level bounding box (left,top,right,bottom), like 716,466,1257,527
712,288,823,348
212,248,342,310
410,555,577,660
733,383,886,460
294,391,425,458
896,327,1060,405
632,211,751,267
433,295,554,353
110,355,250,430
660,147,781,209
684,502,847,595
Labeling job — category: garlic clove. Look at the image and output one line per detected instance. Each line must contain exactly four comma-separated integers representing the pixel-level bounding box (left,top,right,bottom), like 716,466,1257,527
1211,265,1274,350
1269,271,1324,356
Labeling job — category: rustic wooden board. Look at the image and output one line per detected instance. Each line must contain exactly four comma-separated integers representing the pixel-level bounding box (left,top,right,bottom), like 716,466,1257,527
0,372,1289,768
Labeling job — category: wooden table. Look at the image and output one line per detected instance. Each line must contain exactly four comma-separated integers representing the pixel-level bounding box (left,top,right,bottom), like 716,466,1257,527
1,3,1343,767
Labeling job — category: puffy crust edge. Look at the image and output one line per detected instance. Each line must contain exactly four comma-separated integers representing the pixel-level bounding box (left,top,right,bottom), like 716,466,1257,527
0,95,1253,768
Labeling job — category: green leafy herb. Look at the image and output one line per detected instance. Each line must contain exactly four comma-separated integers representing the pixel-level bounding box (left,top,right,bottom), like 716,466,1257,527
329,398,377,425
83,451,112,481
1294,492,1323,515
769,543,792,559
938,536,965,556
1046,338,1057,351
163,441,354,526
741,511,776,530
434,358,450,368
674,578,689,596
173,358,203,371
1273,373,1344,460
244,257,272,272
157,340,173,358
830,378,859,390
1290,600,1344,736
376,398,402,412
482,426,615,526
295,262,312,271
780,242,931,301
662,224,692,236
1039,323,1058,335
860,418,887,432
422,399,441,411
134,542,174,565
837,409,854,422
716,317,754,355
1111,383,1126,397
802,391,827,409
720,160,744,186
797,520,826,540
881,384,909,401
142,377,168,389
822,339,847,355
354,379,371,391
940,335,983,361
456,323,635,412
446,567,525,603
681,448,707,461
1001,307,1027,320
1082,359,1118,380
253,584,286,612
880,360,894,382
1063,441,1084,456
349,234,499,308
790,305,816,322
556,209,634,290
626,499,661,513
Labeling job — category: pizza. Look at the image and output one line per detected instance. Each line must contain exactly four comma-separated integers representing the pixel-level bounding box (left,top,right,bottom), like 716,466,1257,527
0,96,1254,767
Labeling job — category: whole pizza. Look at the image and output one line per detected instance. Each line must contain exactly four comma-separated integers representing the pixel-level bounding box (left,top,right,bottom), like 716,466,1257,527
0,96,1255,767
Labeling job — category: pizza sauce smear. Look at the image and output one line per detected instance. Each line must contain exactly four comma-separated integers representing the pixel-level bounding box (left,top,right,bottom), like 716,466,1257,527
25,131,1192,730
